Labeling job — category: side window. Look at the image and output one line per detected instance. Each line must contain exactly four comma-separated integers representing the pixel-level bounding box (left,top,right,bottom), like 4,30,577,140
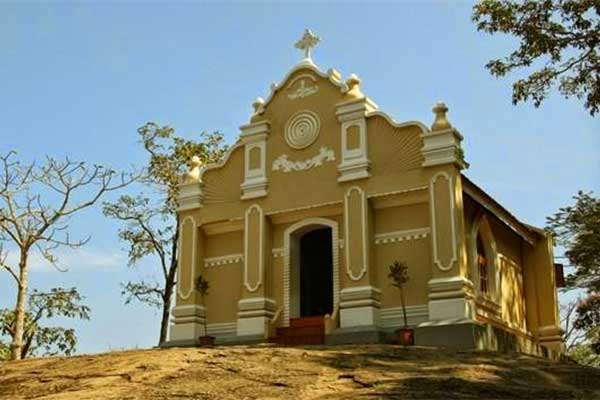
477,233,489,294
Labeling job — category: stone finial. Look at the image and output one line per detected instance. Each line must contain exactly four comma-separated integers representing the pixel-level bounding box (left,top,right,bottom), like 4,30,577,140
431,102,452,131
346,74,364,98
183,156,202,183
294,29,321,60
252,97,265,114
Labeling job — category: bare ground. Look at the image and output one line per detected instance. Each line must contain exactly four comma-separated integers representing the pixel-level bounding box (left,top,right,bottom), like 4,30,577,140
1,344,599,399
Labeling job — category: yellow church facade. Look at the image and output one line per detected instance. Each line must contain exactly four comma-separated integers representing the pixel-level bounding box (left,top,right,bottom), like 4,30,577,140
166,31,563,354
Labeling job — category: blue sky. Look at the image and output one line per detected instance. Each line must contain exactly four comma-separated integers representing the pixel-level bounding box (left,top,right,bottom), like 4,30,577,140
1,1,598,354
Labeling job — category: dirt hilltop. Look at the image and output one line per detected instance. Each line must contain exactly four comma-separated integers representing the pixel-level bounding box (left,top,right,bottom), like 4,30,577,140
1,344,599,399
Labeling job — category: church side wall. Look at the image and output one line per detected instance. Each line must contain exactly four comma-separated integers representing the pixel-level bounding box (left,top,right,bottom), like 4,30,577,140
490,217,527,332
463,196,528,335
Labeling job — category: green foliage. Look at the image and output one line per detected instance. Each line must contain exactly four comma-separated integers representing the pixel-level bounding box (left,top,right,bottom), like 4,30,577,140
196,275,210,297
473,0,600,115
547,191,600,292
568,341,600,367
0,287,90,359
388,261,410,289
548,192,600,355
137,122,228,211
0,341,9,361
121,281,164,309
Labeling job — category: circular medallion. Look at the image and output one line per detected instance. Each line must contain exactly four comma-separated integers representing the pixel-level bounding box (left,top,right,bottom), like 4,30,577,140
285,110,320,149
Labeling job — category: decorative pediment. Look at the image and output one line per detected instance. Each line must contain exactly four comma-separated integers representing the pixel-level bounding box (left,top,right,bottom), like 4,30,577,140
178,28,467,212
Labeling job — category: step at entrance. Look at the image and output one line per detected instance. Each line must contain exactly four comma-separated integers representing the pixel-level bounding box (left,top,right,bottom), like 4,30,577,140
271,315,325,345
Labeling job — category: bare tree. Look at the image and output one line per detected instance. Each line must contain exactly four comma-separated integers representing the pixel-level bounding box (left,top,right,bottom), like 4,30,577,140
0,151,137,360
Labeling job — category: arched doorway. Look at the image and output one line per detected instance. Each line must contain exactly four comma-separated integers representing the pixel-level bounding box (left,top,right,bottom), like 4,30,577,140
283,218,340,327
299,227,333,317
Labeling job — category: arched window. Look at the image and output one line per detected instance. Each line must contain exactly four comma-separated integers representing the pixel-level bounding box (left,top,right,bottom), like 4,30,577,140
476,233,489,294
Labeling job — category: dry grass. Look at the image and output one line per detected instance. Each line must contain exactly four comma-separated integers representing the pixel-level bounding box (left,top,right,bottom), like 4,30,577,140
1,344,599,399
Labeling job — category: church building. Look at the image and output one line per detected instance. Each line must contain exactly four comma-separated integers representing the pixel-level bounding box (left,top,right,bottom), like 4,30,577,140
166,30,563,354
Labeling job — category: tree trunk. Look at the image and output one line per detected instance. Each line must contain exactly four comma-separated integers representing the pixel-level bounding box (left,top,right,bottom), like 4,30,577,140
400,287,408,328
158,222,179,346
11,251,28,361
158,269,176,345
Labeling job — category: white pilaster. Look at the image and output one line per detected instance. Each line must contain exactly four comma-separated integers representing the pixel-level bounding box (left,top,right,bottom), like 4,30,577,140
240,120,270,200
339,285,381,327
236,297,276,337
168,305,206,342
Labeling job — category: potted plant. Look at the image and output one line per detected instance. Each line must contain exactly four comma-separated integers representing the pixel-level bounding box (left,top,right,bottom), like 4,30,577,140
388,261,414,346
195,274,216,347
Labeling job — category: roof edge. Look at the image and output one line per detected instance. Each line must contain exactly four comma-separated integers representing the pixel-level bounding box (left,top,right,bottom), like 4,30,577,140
461,175,538,245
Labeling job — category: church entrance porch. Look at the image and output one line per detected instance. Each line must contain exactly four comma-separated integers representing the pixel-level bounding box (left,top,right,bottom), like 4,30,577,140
276,219,340,345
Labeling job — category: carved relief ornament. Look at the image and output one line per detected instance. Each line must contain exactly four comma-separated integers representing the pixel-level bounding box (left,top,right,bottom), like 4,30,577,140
272,147,335,173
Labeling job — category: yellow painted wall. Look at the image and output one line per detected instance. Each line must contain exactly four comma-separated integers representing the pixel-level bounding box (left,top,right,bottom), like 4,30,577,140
172,62,560,349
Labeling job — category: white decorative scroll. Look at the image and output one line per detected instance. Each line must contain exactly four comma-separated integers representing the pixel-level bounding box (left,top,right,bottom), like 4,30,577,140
272,147,335,173
288,79,319,100
285,110,320,149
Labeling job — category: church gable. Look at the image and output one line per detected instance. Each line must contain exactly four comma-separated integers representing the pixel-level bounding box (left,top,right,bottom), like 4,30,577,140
195,35,442,222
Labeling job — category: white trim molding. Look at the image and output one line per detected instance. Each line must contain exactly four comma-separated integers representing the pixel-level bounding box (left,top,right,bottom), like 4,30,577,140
176,181,204,211
177,216,197,299
344,186,369,281
206,322,237,338
429,172,457,271
168,304,207,340
283,217,340,327
367,186,428,199
272,147,335,173
244,204,264,292
204,253,244,268
272,247,284,258
339,285,381,328
374,227,430,245
379,304,429,328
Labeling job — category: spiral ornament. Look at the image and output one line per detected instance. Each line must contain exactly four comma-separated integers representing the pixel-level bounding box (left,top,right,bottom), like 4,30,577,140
285,110,320,149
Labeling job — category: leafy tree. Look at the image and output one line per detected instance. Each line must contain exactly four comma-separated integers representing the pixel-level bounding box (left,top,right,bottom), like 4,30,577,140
473,0,600,115
0,287,90,360
568,340,600,367
0,152,136,360
103,123,227,345
547,191,600,292
547,191,600,356
575,294,600,353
